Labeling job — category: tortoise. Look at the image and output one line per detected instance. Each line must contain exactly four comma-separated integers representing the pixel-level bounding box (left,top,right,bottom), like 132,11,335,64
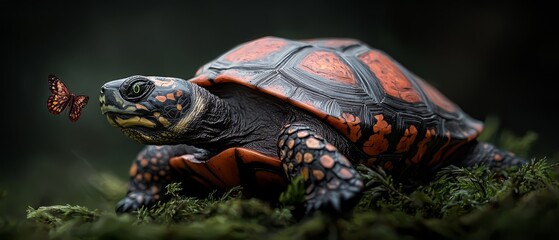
99,36,525,214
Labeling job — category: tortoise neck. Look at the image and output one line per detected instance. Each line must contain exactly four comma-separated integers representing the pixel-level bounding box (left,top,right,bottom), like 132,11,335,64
182,83,248,153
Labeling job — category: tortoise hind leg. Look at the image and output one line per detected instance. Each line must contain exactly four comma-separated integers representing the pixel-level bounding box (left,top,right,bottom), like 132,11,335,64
116,144,205,213
277,124,364,214
453,140,526,170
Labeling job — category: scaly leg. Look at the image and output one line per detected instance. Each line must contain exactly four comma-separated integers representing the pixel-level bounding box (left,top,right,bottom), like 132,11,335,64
277,124,363,214
116,144,206,213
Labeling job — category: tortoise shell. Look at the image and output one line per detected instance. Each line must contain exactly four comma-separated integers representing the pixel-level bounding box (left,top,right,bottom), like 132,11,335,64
189,36,482,175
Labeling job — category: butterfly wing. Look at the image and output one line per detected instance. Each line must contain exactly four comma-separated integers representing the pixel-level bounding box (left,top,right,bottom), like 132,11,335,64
47,74,71,115
47,94,70,115
48,74,70,95
69,95,89,122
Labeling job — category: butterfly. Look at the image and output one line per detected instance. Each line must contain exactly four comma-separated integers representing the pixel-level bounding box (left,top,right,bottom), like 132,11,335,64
47,74,89,122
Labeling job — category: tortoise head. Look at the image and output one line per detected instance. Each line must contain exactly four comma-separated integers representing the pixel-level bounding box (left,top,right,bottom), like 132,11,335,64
100,75,200,144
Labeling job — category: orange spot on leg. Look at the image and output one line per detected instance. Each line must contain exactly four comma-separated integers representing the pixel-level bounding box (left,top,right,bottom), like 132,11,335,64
301,167,309,181
305,138,322,149
304,153,314,163
320,155,335,168
338,168,353,179
140,159,148,168
129,164,137,176
166,93,175,101
155,96,166,102
143,172,152,182
312,169,325,181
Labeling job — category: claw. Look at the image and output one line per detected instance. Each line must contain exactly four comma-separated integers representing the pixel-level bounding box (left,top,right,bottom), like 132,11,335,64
116,197,139,214
115,192,155,214
330,194,341,212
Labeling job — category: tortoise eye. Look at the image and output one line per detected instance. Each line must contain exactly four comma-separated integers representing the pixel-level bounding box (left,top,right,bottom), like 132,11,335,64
120,77,155,102
133,83,141,94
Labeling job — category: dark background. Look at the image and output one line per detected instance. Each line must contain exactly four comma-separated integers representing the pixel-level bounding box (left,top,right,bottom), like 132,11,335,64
1,1,557,218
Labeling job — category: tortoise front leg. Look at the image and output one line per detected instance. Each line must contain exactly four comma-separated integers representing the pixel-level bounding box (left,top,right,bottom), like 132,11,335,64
277,124,364,214
116,144,204,213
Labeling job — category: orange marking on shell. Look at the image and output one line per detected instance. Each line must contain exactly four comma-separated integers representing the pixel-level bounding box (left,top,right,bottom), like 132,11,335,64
338,168,353,179
320,155,335,169
362,114,392,156
129,164,137,176
312,169,325,181
155,96,167,102
177,104,183,111
383,161,394,171
166,93,175,101
305,138,322,149
359,50,422,103
223,37,288,63
429,131,452,166
414,76,456,112
411,128,435,163
135,174,142,181
150,157,157,164
342,113,362,142
159,170,166,176
299,51,357,85
140,159,148,168
395,125,418,153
